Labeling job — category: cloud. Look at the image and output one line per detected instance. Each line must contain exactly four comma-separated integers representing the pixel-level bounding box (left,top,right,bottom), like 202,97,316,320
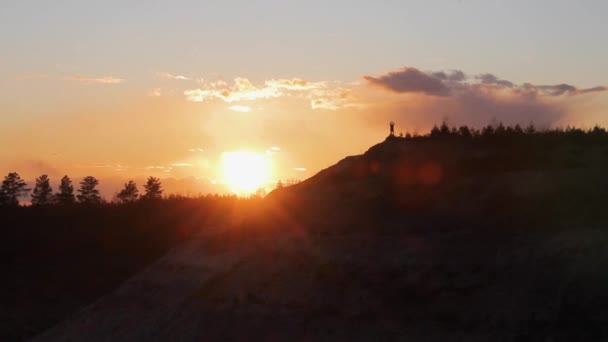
265,78,325,90
15,73,49,81
184,77,358,110
310,87,359,111
364,67,452,96
366,67,606,99
363,66,607,128
85,163,130,171
577,86,608,94
156,72,192,81
143,165,173,173
293,167,307,172
66,76,125,84
184,77,282,103
536,84,606,96
147,88,162,97
476,73,514,87
229,105,251,112
171,162,193,167
431,70,467,82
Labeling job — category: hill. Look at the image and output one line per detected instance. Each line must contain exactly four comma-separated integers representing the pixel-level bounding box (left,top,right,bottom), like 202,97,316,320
21,129,608,341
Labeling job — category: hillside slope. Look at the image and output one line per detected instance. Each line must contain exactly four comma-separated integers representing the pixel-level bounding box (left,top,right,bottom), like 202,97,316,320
34,135,608,341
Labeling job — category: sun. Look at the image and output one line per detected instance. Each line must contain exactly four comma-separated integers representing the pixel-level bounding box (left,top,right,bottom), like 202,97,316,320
221,151,271,195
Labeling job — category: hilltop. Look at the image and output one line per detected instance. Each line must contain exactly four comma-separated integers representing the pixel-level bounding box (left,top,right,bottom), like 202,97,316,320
267,126,608,233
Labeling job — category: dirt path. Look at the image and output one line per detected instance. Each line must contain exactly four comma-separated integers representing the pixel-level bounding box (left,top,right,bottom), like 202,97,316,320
29,232,246,342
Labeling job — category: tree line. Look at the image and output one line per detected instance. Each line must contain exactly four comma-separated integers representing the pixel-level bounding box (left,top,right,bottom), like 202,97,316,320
0,174,164,207
393,122,608,141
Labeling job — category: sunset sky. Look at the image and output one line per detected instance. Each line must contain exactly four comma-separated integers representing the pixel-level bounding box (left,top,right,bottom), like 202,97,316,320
1,0,607,196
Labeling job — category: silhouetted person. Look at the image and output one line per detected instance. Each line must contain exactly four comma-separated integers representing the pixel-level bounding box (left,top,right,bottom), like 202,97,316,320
390,121,395,136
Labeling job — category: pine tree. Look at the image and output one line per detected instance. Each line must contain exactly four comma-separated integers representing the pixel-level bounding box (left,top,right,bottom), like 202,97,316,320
31,175,53,206
77,176,102,204
458,125,472,138
0,172,30,206
117,180,139,203
55,175,75,205
439,121,451,136
430,124,441,137
525,123,536,134
142,177,163,200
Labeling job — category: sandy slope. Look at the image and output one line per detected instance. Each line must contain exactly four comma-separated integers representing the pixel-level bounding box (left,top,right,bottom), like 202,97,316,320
29,231,247,342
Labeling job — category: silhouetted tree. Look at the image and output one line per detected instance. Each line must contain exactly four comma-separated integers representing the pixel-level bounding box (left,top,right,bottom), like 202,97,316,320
276,180,284,189
429,124,440,137
117,180,139,203
55,175,75,205
482,124,495,137
525,123,536,134
77,176,102,204
439,121,451,136
495,122,506,136
142,177,163,200
590,125,606,137
0,172,30,206
31,175,53,206
458,125,472,138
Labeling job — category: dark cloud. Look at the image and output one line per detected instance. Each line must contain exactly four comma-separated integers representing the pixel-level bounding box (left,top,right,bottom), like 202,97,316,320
537,84,577,96
363,67,606,129
430,70,466,82
364,67,452,96
448,70,467,82
477,73,514,87
366,67,606,100
578,86,608,94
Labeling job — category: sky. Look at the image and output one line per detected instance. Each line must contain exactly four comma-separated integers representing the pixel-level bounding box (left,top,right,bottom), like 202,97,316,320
1,0,607,197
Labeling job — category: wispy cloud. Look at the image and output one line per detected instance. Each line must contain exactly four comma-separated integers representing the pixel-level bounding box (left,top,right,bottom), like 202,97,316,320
229,105,251,112
147,88,162,97
156,72,192,81
185,77,359,111
185,78,282,103
15,73,49,81
310,87,359,111
87,163,130,171
144,165,173,173
265,78,325,90
171,162,193,167
66,76,125,84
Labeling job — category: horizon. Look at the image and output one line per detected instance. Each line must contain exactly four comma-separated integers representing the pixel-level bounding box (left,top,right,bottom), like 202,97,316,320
5,121,607,202
2,0,607,196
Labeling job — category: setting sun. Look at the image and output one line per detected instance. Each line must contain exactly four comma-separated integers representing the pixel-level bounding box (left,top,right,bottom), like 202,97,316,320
221,151,271,195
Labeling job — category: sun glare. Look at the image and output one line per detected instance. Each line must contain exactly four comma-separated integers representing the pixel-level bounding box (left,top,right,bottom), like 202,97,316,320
221,151,271,195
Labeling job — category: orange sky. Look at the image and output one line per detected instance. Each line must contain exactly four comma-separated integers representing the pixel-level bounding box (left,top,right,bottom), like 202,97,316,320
2,72,606,198
1,1,607,197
